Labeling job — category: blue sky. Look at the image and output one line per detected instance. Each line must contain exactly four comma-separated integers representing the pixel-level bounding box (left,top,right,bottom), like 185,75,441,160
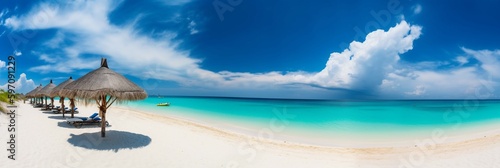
0,0,500,99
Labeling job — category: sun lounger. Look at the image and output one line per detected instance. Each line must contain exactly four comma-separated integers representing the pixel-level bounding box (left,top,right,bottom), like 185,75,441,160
67,115,109,128
77,113,99,121
51,106,62,113
53,107,68,113
42,103,54,110
65,107,79,113
66,113,109,128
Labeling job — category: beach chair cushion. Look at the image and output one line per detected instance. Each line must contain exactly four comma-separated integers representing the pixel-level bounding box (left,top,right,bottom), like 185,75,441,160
89,113,98,118
78,113,99,121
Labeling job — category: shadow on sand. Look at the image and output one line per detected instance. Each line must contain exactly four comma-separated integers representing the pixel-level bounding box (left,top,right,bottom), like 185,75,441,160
48,115,71,120
57,121,77,128
42,111,57,114
67,130,151,152
56,121,109,129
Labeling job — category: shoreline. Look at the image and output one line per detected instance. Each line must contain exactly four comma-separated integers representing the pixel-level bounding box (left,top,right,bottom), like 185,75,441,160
116,103,500,148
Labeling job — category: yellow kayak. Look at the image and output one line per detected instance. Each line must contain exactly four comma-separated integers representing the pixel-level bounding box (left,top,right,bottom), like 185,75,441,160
157,102,170,106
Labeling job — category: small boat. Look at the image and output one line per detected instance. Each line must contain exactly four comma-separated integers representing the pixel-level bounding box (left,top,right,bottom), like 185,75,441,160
157,102,170,106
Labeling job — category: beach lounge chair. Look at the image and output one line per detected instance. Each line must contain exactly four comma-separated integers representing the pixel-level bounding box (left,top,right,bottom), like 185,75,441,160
64,107,79,114
52,107,68,113
67,113,109,128
66,113,97,123
78,113,99,121
42,103,54,110
51,106,61,112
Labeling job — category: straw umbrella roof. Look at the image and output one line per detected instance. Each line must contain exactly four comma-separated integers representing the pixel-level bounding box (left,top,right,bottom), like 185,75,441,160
50,77,74,97
26,84,43,98
60,58,147,101
50,76,75,118
37,80,57,97
60,58,147,137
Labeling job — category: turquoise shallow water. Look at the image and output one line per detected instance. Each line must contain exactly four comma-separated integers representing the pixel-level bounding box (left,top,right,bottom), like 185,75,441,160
120,97,500,144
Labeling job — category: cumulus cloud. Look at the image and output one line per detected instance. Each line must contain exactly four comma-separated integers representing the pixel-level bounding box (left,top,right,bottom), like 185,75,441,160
203,21,422,93
312,21,422,90
0,73,37,94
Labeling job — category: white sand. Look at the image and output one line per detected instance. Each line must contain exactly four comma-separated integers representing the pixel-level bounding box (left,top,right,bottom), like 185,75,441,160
1,101,500,168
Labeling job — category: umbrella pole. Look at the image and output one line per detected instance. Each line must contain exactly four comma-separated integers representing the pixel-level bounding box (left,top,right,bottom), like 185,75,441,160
50,97,54,110
101,95,107,137
70,98,75,118
61,97,65,118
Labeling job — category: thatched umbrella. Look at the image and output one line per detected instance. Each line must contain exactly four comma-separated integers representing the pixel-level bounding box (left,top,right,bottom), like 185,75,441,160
25,86,38,104
26,84,43,105
50,77,74,118
38,80,57,110
60,58,147,137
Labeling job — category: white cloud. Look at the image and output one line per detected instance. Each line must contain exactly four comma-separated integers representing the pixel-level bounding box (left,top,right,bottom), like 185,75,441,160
3,1,114,33
412,4,422,15
0,8,9,23
0,8,8,16
405,85,426,96
0,73,37,94
159,0,192,6
311,21,422,90
13,50,22,56
455,56,469,66
188,20,199,35
4,0,197,76
0,60,5,68
38,54,57,63
44,31,65,48
381,48,500,99
463,48,500,78
29,57,101,74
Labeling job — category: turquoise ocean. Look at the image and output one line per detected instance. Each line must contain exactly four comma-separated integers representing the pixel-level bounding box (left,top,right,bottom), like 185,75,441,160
119,97,500,146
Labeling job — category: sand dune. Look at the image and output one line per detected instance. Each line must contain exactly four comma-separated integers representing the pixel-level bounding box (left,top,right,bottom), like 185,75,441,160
1,101,500,168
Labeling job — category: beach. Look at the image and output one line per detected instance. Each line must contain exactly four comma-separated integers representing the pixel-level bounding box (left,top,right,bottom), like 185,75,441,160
1,101,500,167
